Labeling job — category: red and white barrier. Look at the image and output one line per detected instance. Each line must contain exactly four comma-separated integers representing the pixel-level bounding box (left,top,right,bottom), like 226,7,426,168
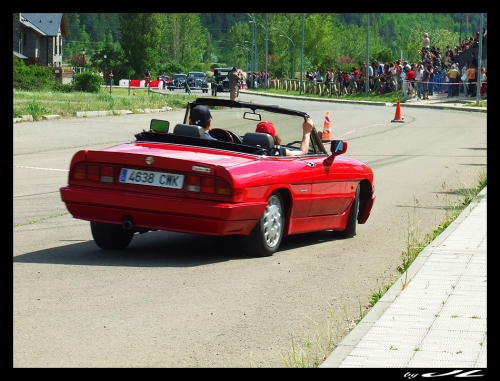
117,79,163,88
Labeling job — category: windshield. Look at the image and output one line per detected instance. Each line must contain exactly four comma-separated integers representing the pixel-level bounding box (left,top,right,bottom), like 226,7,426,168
185,101,326,155
190,73,205,78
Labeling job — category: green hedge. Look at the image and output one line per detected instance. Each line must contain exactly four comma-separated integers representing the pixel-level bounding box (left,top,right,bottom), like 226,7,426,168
13,55,102,93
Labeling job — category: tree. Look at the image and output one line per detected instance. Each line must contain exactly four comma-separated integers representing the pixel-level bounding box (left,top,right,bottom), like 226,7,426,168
119,13,161,78
162,14,209,72
303,13,343,70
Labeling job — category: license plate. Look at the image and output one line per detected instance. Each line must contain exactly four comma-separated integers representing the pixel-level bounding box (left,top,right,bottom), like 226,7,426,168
119,168,184,189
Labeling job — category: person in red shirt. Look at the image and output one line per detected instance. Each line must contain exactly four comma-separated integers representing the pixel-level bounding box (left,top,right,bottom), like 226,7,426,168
349,67,360,92
405,66,416,98
342,71,350,93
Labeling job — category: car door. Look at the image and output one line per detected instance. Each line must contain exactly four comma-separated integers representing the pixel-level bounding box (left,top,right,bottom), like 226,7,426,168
302,156,348,217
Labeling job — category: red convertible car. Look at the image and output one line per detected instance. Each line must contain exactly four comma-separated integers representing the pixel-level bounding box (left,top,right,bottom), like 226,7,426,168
60,98,375,257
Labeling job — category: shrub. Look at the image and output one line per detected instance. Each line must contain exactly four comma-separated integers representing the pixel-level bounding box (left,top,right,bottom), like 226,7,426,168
13,55,57,91
73,71,103,93
51,81,76,93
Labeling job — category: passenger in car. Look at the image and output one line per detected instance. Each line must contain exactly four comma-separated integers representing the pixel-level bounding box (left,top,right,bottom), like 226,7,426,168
255,119,314,156
189,105,217,140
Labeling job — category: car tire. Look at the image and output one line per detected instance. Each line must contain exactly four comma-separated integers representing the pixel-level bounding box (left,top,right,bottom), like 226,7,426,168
239,192,284,257
334,184,360,239
90,221,134,250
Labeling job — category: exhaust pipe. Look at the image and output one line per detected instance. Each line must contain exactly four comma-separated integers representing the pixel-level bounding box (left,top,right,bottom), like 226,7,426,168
122,216,135,230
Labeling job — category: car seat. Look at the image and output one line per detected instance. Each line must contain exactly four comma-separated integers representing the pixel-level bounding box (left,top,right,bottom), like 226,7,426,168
173,124,204,138
242,132,274,153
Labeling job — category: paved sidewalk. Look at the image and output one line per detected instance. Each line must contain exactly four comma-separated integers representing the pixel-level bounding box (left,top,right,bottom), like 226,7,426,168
404,90,486,108
321,187,487,369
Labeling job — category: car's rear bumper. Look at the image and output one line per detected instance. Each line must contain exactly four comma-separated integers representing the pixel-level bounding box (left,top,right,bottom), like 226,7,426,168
60,185,266,236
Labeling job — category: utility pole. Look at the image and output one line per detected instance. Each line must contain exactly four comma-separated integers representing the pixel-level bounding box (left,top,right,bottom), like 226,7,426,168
247,13,256,88
265,14,268,90
300,14,304,94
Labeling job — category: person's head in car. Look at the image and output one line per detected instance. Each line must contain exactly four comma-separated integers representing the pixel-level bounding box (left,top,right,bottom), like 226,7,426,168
190,106,216,140
255,119,314,156
255,121,282,145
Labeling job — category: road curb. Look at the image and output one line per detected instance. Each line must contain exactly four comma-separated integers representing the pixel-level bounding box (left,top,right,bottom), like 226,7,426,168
41,114,61,120
74,110,134,118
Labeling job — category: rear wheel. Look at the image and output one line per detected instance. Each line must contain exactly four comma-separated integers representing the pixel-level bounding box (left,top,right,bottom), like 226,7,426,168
333,184,360,239
239,192,284,257
90,221,134,250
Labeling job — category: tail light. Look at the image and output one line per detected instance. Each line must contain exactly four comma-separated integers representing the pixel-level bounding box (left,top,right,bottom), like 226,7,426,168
72,163,114,183
186,175,232,196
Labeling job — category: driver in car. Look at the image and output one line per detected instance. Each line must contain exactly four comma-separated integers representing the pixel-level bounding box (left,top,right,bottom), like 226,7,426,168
255,119,314,156
190,105,217,140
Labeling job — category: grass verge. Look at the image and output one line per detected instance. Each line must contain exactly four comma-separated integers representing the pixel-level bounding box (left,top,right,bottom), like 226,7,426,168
13,88,197,120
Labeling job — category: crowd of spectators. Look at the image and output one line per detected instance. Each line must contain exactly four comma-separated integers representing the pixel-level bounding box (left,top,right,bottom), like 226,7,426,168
302,26,486,99
245,69,272,89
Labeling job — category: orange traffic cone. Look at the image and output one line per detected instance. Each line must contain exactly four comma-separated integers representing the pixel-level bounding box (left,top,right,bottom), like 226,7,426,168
391,101,404,122
322,111,331,140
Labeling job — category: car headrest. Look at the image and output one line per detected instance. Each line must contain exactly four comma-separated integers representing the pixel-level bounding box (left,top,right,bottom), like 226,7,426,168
242,132,274,151
173,124,204,138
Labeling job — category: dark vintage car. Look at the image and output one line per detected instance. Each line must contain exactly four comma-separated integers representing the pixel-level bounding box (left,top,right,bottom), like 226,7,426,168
211,67,233,95
168,73,187,91
186,71,209,93
60,98,375,257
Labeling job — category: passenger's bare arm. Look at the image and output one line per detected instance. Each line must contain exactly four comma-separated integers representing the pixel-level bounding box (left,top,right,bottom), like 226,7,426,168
286,118,314,156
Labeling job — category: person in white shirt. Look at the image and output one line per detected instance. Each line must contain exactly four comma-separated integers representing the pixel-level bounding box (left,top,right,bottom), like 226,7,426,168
401,65,409,99
388,62,397,89
367,63,374,90
415,63,424,99
461,61,469,96
422,33,430,49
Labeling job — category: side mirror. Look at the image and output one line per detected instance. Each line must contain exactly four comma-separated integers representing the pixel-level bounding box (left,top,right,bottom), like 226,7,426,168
150,119,170,133
323,140,347,166
330,140,347,154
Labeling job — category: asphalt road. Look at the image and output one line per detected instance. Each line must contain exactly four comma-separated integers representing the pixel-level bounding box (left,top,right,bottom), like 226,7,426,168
13,93,487,367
